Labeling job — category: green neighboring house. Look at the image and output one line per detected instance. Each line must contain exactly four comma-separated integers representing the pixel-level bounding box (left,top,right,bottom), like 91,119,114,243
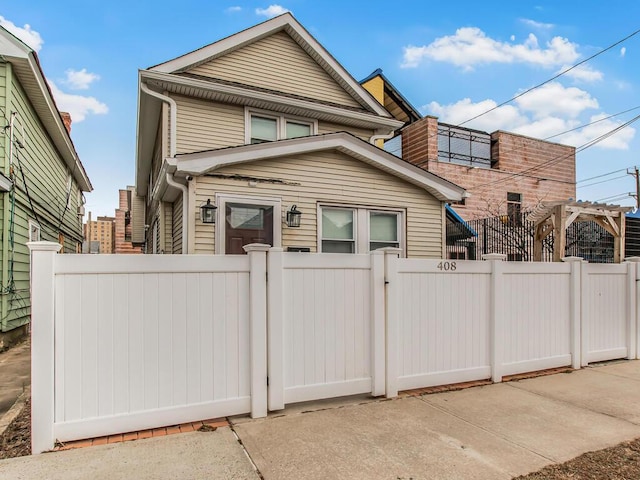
0,27,92,348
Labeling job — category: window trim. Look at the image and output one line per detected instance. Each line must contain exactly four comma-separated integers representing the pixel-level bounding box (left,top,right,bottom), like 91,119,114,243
317,203,405,255
28,219,41,242
214,193,282,254
244,107,318,144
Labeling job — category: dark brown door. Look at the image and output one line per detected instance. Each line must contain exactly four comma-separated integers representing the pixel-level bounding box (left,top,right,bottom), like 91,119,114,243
225,203,274,254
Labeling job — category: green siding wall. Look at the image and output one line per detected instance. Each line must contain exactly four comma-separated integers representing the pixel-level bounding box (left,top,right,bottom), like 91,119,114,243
0,65,84,332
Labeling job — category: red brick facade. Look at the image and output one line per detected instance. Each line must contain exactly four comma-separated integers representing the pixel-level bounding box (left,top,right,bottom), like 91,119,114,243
401,116,576,220
115,188,143,254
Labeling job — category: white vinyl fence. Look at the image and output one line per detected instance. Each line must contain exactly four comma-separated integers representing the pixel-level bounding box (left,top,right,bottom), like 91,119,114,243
28,243,640,453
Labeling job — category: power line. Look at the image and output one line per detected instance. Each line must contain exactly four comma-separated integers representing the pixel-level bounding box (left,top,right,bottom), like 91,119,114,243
577,167,632,183
457,27,640,128
472,113,640,193
544,106,640,141
577,174,628,189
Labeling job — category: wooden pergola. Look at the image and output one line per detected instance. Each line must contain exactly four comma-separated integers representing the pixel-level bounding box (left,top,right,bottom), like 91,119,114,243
528,201,632,263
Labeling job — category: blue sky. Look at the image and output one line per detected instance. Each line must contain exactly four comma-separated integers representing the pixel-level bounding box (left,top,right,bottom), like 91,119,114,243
2,1,640,216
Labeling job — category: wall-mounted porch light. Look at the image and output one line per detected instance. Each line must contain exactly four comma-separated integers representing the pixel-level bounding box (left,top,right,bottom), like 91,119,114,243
200,199,217,224
286,205,302,228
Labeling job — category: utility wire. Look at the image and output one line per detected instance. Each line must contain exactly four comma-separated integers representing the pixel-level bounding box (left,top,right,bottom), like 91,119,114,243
577,174,628,189
472,113,640,193
577,167,632,183
544,106,640,141
457,27,640,128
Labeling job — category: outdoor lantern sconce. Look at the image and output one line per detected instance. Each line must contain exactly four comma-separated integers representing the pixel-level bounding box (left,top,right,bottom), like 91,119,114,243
200,199,217,224
286,205,302,227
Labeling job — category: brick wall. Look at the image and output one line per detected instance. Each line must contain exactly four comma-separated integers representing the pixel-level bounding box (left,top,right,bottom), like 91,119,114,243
115,189,143,254
401,117,576,220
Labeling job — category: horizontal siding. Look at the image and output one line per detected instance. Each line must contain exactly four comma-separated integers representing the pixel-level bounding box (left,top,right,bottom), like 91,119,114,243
173,196,183,254
189,31,362,109
192,151,443,258
163,202,173,254
317,121,374,142
2,70,84,331
174,96,244,154
174,96,377,154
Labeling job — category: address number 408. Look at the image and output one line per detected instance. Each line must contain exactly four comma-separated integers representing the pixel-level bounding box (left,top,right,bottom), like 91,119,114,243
437,261,457,271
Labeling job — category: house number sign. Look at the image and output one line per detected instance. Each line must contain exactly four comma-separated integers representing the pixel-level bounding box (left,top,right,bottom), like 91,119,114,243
436,261,457,271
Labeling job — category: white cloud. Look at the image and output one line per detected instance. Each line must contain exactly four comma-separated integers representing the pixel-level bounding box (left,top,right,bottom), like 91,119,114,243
421,83,632,150
0,16,43,51
425,98,528,132
255,5,289,18
510,35,515,41
401,27,579,69
520,18,554,30
63,68,100,90
621,47,626,57
558,63,603,82
225,6,242,13
48,81,108,123
515,82,598,119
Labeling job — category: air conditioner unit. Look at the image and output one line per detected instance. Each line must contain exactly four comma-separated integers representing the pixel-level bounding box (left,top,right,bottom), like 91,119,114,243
77,205,85,216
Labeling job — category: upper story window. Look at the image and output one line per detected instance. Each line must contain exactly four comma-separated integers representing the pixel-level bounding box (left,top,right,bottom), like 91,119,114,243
437,123,491,168
246,108,317,144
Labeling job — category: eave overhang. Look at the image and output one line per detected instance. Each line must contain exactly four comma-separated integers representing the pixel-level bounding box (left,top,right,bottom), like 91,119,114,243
135,70,404,194
0,29,92,192
166,132,466,202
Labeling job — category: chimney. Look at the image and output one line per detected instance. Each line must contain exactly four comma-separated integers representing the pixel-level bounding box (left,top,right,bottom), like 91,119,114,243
60,112,72,134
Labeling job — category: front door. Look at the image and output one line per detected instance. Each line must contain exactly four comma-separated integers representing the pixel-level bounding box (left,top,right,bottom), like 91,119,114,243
225,203,274,254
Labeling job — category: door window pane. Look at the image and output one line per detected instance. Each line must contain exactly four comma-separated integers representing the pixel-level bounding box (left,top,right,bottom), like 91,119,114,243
227,204,265,229
251,116,277,143
286,122,311,139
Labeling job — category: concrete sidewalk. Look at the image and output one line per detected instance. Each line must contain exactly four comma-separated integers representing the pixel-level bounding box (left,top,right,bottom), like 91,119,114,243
233,361,640,479
1,361,639,479
0,340,30,420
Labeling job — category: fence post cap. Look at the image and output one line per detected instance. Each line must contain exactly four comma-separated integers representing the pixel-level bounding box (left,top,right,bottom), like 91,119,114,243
624,256,640,263
379,247,403,256
243,243,271,253
562,256,583,263
481,253,507,261
27,241,62,253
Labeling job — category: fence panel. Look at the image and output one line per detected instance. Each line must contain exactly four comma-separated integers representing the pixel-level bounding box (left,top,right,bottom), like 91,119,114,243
277,253,374,405
583,263,630,363
394,259,492,390
52,254,253,443
500,262,573,375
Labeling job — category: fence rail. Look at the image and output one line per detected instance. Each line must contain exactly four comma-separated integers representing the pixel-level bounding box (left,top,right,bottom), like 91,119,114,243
28,242,640,453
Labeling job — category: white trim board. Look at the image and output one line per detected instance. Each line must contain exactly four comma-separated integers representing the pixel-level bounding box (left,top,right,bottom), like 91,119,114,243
169,132,467,202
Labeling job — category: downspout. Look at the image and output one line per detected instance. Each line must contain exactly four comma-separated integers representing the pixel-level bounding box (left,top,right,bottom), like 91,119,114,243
140,81,188,252
165,173,188,254
369,130,396,145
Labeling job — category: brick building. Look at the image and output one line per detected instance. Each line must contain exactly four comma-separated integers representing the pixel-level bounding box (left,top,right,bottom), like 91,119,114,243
83,215,115,254
115,186,143,254
396,116,576,220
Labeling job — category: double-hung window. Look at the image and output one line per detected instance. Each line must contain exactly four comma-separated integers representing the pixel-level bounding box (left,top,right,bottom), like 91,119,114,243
320,206,402,254
246,109,316,144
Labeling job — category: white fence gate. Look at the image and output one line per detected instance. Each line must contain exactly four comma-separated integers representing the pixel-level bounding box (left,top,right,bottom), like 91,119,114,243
29,243,640,453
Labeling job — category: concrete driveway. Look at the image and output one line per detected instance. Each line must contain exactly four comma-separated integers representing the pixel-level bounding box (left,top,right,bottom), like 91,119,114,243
1,361,639,479
233,361,640,480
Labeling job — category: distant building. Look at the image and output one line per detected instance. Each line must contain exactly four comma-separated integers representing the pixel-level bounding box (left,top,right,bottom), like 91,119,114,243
115,187,143,254
83,214,115,253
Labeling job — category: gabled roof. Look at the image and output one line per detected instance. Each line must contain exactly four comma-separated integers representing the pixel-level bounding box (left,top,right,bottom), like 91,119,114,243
0,27,92,192
168,132,467,202
360,68,422,125
149,13,388,117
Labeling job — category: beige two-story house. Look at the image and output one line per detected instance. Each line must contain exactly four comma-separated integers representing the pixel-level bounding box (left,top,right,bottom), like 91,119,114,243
134,13,466,257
